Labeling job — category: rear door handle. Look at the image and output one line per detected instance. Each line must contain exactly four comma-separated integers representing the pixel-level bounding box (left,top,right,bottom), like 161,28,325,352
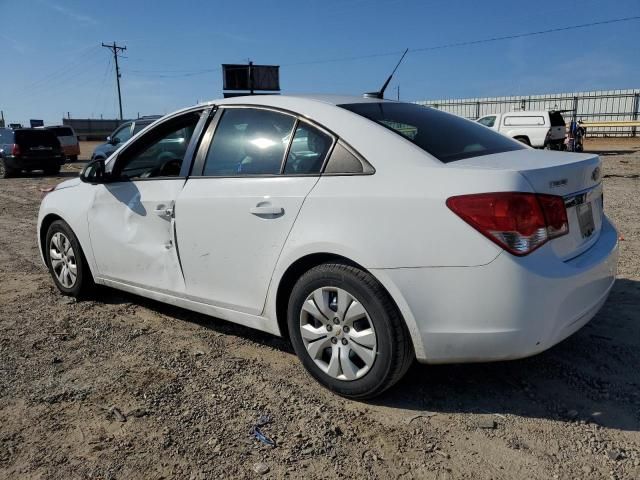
250,204,284,217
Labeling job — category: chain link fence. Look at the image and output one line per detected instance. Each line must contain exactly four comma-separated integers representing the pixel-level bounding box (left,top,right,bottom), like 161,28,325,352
417,89,640,137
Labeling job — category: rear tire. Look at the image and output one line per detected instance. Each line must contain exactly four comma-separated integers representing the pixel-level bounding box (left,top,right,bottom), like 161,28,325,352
0,159,15,178
69,155,78,162
287,263,413,399
514,136,531,146
45,220,94,298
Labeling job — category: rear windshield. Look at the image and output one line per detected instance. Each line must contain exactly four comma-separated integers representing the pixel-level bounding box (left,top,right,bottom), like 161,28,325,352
15,129,60,147
549,111,566,127
339,102,524,163
48,127,74,137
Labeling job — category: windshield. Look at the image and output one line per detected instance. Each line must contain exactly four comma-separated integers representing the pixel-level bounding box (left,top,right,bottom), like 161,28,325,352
339,102,525,163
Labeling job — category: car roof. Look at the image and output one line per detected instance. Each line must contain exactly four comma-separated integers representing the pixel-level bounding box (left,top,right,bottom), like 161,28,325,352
211,94,392,107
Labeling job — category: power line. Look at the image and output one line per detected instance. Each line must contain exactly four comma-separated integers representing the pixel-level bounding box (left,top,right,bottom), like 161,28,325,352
282,15,640,67
120,15,640,80
102,41,127,120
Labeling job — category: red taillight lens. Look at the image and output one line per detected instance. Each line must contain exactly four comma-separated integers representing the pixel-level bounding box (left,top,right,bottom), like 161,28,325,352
446,192,569,256
10,144,20,156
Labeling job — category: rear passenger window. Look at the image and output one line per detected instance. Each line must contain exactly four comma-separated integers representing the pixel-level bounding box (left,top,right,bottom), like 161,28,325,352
283,122,332,174
203,108,295,176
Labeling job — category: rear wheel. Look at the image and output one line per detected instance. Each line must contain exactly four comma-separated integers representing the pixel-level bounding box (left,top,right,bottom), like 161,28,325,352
514,136,531,146
69,155,78,162
0,159,15,178
287,263,413,399
46,220,94,297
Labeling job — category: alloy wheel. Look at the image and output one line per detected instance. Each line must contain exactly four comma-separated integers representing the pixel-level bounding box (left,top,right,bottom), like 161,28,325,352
49,232,77,288
299,287,377,381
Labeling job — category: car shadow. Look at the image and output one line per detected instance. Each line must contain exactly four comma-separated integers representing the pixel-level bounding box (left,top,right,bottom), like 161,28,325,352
16,171,80,179
90,277,640,432
584,149,639,156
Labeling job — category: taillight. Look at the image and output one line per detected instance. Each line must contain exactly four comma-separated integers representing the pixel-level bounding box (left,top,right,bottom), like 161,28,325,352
446,192,569,256
10,144,20,156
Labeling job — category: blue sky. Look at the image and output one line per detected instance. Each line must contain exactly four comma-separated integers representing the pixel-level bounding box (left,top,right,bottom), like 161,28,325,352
1,0,639,125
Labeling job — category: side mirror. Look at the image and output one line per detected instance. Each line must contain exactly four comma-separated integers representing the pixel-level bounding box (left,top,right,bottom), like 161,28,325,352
108,136,119,145
80,158,108,184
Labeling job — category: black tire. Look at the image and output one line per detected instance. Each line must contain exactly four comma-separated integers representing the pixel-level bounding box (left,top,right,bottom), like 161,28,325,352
514,136,531,146
0,159,15,178
287,263,413,399
45,220,94,298
70,155,79,162
44,165,61,175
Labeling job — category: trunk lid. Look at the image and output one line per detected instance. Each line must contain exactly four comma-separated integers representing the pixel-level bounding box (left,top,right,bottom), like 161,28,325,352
452,149,604,260
15,130,62,159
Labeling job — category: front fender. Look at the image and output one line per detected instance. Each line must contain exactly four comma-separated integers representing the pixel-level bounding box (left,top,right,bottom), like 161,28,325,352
38,183,98,276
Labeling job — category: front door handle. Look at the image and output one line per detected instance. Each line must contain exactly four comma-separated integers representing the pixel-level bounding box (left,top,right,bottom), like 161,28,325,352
154,204,174,218
250,204,284,217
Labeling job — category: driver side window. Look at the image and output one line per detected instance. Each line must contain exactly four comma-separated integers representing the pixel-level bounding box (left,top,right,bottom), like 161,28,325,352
112,124,133,144
114,111,202,180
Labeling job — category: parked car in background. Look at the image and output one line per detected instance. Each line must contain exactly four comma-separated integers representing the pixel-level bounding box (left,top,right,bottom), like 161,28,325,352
46,125,80,162
91,115,161,161
476,110,566,149
39,96,617,398
0,127,65,178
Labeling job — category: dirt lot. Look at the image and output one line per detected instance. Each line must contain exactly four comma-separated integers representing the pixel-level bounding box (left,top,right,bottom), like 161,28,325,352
1,138,639,479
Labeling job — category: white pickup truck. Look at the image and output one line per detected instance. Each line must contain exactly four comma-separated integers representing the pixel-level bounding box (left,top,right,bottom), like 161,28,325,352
476,110,566,149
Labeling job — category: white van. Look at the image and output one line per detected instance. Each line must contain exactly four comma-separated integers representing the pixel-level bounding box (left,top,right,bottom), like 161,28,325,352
476,111,566,149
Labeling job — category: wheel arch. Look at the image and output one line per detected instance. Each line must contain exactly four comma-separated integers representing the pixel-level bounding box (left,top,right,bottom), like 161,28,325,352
513,135,531,146
39,213,95,281
273,252,425,360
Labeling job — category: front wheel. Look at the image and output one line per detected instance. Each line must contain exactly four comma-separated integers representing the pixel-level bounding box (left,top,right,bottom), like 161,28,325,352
287,263,413,399
45,220,94,297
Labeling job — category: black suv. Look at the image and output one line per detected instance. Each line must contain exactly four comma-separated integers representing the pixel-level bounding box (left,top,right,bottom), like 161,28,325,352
91,116,161,161
0,128,66,178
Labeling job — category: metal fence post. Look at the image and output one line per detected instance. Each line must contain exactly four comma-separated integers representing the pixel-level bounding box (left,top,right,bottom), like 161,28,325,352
475,101,480,119
572,96,578,123
632,93,639,137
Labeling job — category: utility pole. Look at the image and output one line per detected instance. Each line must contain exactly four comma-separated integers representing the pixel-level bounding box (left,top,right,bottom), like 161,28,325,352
102,41,127,120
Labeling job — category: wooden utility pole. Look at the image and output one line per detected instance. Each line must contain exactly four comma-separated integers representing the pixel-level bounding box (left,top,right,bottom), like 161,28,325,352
102,41,127,120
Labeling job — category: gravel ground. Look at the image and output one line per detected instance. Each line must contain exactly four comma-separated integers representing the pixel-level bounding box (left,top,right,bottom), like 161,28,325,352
0,139,639,479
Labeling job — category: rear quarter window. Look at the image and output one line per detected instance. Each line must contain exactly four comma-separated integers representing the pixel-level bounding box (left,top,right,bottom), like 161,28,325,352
339,102,524,163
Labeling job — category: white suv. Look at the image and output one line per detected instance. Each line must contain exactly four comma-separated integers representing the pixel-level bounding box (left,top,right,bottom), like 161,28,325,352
477,110,566,149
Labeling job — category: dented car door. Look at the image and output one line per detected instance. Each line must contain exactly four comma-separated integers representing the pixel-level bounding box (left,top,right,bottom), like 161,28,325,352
87,109,206,293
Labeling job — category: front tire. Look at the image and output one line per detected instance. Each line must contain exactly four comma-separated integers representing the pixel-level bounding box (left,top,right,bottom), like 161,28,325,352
287,263,413,399
45,220,94,297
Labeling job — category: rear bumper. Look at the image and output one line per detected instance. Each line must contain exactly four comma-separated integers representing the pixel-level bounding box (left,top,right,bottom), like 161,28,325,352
375,216,619,363
62,145,80,156
4,155,65,170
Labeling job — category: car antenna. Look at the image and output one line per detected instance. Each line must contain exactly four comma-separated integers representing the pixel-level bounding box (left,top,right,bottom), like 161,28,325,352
363,48,409,100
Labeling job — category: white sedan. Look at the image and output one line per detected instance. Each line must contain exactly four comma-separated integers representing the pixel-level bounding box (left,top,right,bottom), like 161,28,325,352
38,95,618,398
